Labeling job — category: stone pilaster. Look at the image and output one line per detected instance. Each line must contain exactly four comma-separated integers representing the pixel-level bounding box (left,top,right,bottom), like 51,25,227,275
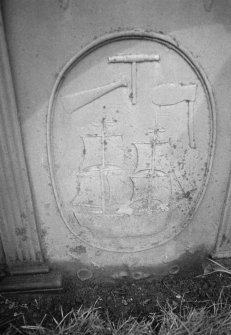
214,172,231,258
0,7,46,272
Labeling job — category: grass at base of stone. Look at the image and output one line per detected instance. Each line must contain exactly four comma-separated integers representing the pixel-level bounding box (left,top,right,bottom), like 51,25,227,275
2,270,231,335
2,295,231,334
159,298,231,334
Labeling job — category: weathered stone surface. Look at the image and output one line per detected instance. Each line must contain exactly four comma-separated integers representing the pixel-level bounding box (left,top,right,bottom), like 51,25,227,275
1,0,231,277
48,33,215,253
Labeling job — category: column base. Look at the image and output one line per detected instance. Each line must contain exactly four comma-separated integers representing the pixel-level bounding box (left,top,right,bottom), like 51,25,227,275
0,270,62,293
9,264,50,275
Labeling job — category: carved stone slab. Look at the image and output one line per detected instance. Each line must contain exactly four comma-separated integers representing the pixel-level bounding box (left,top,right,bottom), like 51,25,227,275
47,32,215,252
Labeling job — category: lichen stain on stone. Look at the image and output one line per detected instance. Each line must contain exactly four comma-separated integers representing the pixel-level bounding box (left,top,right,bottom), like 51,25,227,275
58,0,70,10
203,0,214,12
15,227,27,241
221,233,230,245
70,245,86,255
44,203,51,209
95,249,102,256
35,251,43,261
20,212,27,219
40,228,48,239
184,191,193,201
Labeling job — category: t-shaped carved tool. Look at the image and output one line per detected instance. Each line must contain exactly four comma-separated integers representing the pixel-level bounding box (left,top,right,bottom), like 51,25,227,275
108,54,160,104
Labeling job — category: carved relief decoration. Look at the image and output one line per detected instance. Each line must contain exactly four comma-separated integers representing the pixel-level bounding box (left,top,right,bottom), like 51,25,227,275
47,32,215,252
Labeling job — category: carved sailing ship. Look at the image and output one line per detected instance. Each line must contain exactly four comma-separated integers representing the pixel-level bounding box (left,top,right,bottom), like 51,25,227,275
131,132,172,213
71,119,130,214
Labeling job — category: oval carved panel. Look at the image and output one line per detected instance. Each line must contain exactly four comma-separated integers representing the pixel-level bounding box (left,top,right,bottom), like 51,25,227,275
47,32,215,252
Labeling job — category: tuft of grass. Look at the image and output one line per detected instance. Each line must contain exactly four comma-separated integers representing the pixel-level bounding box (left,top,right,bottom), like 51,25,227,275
2,292,231,334
197,258,231,278
107,315,155,335
1,305,156,335
159,297,231,335
21,306,107,335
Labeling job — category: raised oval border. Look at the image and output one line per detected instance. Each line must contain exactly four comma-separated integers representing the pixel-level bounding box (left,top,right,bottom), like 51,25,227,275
47,31,216,253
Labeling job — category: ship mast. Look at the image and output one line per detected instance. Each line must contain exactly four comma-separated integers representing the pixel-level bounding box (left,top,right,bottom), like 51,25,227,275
75,116,124,214
132,118,163,211
145,126,158,210
148,129,156,210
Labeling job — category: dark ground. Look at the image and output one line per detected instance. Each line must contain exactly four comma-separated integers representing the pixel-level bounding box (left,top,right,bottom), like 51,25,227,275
1,267,231,332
